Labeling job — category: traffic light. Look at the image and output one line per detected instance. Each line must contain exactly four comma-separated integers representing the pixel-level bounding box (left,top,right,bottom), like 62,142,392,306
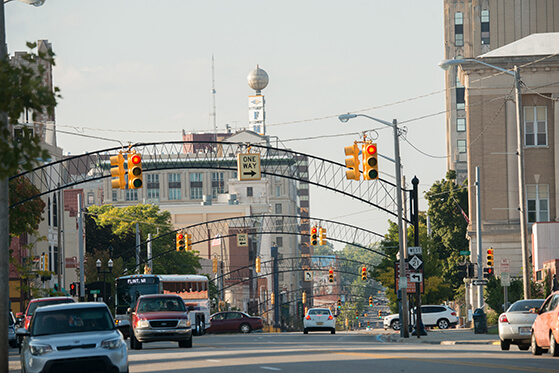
255,256,261,273
378,310,382,319
143,264,151,274
176,232,185,251
328,268,334,283
302,291,306,304
337,298,342,309
355,310,359,319
483,267,494,279
362,142,379,180
310,226,318,246
361,266,367,281
344,143,361,180
487,248,494,267
110,153,126,189
369,296,373,307
319,227,326,246
69,282,76,296
127,152,143,189
271,292,275,305
212,257,218,273
186,233,192,251
457,263,468,278
467,262,475,278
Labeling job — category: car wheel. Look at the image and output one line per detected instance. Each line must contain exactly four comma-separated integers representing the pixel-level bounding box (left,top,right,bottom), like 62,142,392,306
331,328,335,334
500,339,510,350
550,333,559,357
303,328,308,334
240,323,252,334
179,335,193,348
518,344,530,351
131,331,142,350
437,318,449,329
532,332,543,355
391,320,400,331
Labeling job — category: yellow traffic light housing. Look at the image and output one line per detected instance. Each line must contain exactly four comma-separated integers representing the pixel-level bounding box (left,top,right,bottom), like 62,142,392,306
319,227,326,246
302,291,307,304
328,268,334,283
344,143,361,180
255,256,261,273
128,152,143,189
362,142,378,180
176,232,185,251
369,296,373,307
355,310,359,319
271,292,275,305
378,310,382,319
361,266,367,281
212,257,218,273
487,248,494,267
110,154,126,189
310,226,318,246
186,233,192,251
337,298,342,309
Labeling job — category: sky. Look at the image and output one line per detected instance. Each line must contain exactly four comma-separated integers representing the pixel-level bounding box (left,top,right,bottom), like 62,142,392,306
5,1,448,247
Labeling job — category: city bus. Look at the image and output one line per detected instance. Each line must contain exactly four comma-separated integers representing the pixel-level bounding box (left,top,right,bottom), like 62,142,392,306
115,274,211,337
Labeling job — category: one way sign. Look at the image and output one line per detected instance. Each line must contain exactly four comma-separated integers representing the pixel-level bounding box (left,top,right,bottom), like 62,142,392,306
237,153,261,181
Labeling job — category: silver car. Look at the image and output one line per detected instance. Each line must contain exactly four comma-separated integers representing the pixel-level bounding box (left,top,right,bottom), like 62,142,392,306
498,298,545,351
303,308,335,334
18,302,128,373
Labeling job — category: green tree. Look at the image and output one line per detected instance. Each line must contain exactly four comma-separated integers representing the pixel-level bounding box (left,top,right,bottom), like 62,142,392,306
9,177,45,238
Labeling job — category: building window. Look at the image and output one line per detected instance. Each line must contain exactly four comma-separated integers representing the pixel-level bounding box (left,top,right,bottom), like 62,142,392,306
211,172,225,198
275,203,282,214
52,195,58,227
454,12,464,46
169,173,181,200
481,10,490,45
125,189,138,201
456,88,465,110
147,174,160,200
524,106,547,147
527,184,549,223
276,219,283,232
276,237,283,247
87,192,94,205
189,172,202,199
275,185,281,197
112,190,117,202
247,187,253,197
457,140,467,153
457,118,466,132
299,195,309,201
47,197,51,226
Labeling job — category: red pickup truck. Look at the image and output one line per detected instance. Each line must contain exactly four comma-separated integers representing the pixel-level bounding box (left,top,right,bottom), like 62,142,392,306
129,294,192,350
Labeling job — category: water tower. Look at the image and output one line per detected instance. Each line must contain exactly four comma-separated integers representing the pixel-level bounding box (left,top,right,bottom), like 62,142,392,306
247,65,269,135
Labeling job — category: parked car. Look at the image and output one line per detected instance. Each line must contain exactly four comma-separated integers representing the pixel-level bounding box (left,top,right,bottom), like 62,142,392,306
129,294,192,350
531,291,559,356
498,298,545,351
303,308,335,334
383,305,458,330
206,311,263,334
17,302,128,373
8,311,17,348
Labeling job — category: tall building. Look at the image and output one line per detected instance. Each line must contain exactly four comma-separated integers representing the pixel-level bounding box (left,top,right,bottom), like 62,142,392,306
443,0,559,184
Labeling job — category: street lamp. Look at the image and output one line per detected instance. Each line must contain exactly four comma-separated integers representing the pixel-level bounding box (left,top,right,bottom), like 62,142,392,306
439,59,530,300
96,258,113,303
338,113,409,338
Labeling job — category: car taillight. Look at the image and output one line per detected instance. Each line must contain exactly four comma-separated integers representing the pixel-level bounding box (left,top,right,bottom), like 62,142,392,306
451,312,456,316
328,315,333,320
306,315,311,320
499,314,509,323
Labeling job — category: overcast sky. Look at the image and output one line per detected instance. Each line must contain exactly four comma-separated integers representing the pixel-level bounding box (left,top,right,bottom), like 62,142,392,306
6,1,448,247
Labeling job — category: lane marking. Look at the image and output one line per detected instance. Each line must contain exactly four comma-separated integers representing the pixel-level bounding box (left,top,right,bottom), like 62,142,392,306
206,359,222,362
261,367,281,371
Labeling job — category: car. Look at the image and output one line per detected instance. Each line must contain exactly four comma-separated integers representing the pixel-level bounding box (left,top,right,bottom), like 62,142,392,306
303,308,335,334
22,297,76,330
8,311,17,348
383,305,458,330
531,291,559,356
498,298,545,351
129,294,192,350
17,302,128,373
206,311,263,334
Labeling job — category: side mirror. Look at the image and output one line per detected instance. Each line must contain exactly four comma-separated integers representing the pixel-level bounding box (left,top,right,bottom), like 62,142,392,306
16,328,29,337
127,307,133,314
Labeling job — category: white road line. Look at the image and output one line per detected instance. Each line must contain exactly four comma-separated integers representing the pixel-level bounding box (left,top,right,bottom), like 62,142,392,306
261,367,282,371
206,359,222,362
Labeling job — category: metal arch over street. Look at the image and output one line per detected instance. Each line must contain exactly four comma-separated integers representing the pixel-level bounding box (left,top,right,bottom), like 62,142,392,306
9,141,410,222
120,214,387,274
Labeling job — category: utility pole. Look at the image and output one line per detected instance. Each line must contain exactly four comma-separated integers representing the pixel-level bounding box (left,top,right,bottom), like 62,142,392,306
475,167,483,309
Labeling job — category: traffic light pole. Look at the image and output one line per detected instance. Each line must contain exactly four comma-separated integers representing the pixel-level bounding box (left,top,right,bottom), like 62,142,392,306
271,245,280,329
475,167,483,309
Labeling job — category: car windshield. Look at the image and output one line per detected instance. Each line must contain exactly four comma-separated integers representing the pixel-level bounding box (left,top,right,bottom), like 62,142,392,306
508,300,544,312
27,299,74,316
31,307,115,336
137,298,186,313
309,309,331,316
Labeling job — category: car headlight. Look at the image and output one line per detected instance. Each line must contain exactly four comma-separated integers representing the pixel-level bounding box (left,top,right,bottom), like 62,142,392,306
137,320,150,328
178,319,191,328
29,343,53,356
101,337,122,350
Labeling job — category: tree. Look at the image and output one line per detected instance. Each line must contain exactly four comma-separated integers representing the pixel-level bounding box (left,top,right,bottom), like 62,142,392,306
9,177,45,239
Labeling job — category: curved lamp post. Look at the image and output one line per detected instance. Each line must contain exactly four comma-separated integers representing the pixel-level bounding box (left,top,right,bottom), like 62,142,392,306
338,113,409,338
439,58,530,300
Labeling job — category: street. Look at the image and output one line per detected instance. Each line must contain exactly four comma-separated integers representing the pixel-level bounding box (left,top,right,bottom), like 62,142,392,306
10,330,559,372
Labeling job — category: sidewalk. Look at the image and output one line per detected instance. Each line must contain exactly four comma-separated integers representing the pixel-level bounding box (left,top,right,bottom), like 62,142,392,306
379,327,499,345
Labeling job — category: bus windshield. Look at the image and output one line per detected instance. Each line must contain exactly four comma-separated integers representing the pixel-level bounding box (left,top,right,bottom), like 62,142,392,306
115,276,160,315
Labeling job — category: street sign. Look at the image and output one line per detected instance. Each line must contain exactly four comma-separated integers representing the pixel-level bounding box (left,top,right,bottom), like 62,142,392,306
410,272,423,283
408,246,422,255
304,271,313,282
472,279,488,286
90,289,100,294
236,233,248,247
408,255,423,270
237,153,261,181
500,258,510,273
394,261,424,294
459,250,471,256
501,272,511,286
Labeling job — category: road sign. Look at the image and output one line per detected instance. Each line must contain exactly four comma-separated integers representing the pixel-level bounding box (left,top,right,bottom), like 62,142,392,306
459,250,471,256
410,272,423,283
408,246,422,255
236,233,248,247
501,272,511,286
408,255,423,270
472,279,488,286
394,261,424,294
90,289,100,294
500,258,510,273
304,271,313,282
237,153,261,181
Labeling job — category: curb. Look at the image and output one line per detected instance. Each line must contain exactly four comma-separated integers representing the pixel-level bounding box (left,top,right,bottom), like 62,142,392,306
381,333,498,345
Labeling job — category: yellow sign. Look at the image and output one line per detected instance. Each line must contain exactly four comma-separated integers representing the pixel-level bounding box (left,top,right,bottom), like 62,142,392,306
237,233,248,247
237,153,261,181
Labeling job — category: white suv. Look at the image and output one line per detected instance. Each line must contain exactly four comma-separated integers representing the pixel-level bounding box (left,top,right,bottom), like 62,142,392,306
383,305,458,330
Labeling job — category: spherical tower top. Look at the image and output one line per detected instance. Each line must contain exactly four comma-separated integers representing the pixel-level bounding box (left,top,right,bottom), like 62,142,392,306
247,65,269,93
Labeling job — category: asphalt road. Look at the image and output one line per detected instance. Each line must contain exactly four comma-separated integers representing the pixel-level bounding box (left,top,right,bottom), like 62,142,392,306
9,331,559,372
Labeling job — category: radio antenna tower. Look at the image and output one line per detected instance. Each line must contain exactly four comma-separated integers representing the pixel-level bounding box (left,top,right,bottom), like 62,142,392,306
210,55,217,142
